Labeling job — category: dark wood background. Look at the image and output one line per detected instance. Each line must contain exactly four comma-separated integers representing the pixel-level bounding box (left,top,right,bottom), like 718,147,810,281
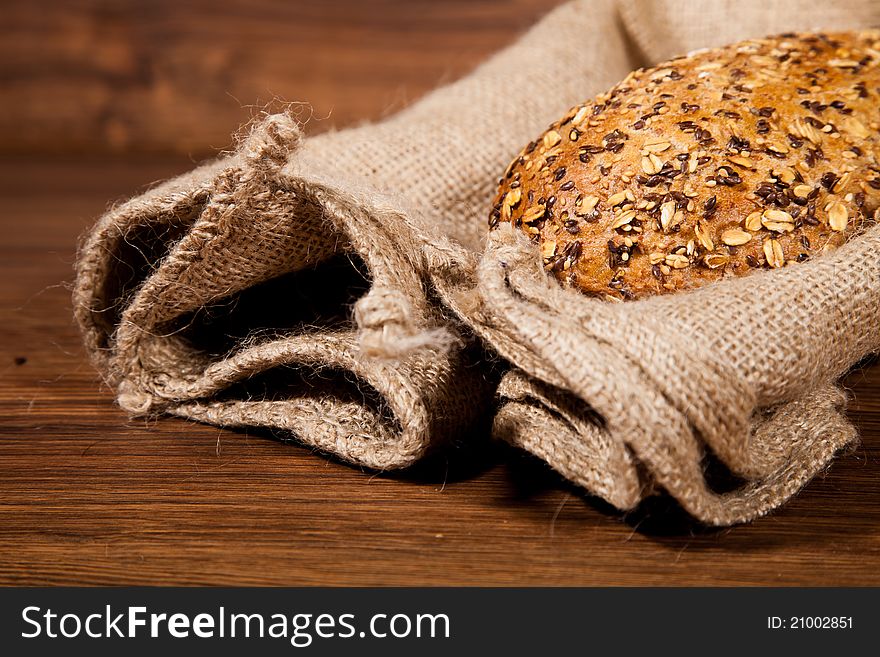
2,0,879,586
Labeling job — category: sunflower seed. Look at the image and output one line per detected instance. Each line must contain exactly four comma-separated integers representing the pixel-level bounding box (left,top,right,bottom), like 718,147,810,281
640,153,663,175
728,155,754,169
828,58,860,68
790,118,823,144
581,195,600,213
776,169,796,185
504,188,521,208
643,141,672,153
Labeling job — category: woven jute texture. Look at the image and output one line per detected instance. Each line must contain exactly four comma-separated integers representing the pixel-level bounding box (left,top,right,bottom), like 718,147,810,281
74,0,880,524
74,118,487,470
74,0,630,470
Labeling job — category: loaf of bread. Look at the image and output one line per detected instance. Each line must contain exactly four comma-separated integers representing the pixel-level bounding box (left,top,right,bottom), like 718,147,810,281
489,31,880,300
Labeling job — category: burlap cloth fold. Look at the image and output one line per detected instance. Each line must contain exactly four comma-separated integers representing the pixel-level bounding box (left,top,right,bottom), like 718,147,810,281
74,0,632,470
75,0,880,524
74,120,482,469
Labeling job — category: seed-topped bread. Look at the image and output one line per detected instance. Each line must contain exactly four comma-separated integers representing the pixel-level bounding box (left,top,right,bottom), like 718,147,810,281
489,31,880,300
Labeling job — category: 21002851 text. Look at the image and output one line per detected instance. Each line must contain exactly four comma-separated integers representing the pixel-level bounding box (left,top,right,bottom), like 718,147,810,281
767,616,853,629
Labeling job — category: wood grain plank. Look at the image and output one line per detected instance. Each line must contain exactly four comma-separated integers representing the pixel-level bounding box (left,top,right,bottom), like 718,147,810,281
1,155,879,585
1,0,565,156
3,0,880,586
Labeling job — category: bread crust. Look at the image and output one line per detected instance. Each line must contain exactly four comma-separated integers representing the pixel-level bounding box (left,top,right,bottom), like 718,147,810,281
490,31,880,300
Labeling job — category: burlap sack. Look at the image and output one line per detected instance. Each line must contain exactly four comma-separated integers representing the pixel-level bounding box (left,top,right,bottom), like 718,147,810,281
74,120,479,469
449,0,880,525
74,0,635,470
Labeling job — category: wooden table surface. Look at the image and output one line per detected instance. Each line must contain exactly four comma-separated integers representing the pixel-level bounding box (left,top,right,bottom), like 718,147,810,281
2,0,879,586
